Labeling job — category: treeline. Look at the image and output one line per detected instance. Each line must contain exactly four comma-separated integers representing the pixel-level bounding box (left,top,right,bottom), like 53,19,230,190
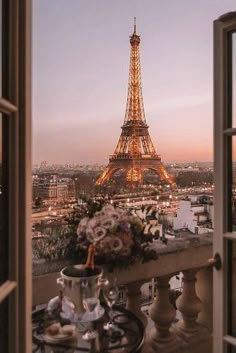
175,171,213,187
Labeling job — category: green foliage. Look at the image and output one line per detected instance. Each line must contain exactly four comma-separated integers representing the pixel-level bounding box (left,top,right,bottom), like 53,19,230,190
176,171,213,187
33,230,82,261
35,197,42,207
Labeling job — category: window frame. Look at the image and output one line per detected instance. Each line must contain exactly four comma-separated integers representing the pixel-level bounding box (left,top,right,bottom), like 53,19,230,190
214,11,236,353
0,0,32,352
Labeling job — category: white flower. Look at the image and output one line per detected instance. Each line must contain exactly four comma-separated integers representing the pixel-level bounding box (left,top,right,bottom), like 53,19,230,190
97,235,113,252
86,227,95,242
112,237,123,252
93,226,107,242
88,218,98,228
101,217,116,230
97,238,110,254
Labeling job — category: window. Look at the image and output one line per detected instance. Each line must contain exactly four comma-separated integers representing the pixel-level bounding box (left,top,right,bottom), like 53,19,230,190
214,11,236,353
0,0,32,352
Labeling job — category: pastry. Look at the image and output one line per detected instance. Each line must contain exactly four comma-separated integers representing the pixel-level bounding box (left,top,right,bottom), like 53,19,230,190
46,323,60,336
61,325,75,336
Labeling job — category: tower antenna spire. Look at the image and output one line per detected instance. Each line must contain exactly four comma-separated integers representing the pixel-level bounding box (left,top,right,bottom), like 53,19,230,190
134,17,136,33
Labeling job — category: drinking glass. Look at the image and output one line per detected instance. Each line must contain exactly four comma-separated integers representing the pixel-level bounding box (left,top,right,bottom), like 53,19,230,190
81,280,99,340
103,277,123,336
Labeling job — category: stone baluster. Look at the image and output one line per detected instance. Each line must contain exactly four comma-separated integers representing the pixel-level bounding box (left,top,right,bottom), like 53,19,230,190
126,281,148,327
144,275,183,353
176,269,209,343
196,267,213,331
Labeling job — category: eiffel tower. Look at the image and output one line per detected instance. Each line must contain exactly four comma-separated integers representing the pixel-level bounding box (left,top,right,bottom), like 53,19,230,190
96,19,174,186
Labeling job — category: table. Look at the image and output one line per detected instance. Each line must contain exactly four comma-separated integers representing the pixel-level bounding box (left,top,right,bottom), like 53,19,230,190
32,305,144,353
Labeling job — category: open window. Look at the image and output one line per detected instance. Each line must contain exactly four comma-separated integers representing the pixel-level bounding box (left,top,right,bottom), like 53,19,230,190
0,0,32,352
214,11,236,353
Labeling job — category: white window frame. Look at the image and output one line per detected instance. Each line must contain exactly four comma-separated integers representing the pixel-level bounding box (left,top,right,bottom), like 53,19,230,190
214,11,236,353
0,0,32,352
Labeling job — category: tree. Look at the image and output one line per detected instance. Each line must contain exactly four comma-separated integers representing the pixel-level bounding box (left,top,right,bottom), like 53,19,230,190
35,196,42,208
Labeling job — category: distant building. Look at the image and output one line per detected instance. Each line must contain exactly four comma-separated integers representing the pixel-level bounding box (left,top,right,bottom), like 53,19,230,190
32,175,40,199
170,165,201,175
173,195,214,234
67,179,76,199
32,175,75,204
56,181,68,201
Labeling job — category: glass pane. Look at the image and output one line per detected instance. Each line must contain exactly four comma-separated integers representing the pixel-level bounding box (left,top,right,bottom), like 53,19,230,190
0,115,8,285
0,297,8,352
231,137,236,231
227,239,236,338
227,343,236,353
233,32,236,127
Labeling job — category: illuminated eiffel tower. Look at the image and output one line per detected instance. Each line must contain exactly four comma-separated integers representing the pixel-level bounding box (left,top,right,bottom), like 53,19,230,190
96,19,174,186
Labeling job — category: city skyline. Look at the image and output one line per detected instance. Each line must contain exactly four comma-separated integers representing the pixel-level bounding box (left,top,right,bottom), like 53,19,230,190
33,0,236,164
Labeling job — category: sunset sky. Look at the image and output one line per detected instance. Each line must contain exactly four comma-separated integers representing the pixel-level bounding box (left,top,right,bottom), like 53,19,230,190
33,0,236,165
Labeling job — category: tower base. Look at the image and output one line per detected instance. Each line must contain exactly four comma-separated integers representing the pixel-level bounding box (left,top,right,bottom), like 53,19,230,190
96,157,174,186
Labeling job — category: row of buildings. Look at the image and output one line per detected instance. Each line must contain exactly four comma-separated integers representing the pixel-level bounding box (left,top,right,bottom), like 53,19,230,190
173,194,214,234
127,193,214,236
32,175,76,205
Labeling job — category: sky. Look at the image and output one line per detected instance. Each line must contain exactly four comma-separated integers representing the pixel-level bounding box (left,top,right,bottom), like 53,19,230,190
33,0,236,165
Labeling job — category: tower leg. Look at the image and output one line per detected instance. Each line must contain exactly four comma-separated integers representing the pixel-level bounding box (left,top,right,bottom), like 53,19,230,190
158,165,175,185
95,166,119,186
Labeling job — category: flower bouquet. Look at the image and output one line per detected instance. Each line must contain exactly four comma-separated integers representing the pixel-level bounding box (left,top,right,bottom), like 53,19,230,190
77,204,158,271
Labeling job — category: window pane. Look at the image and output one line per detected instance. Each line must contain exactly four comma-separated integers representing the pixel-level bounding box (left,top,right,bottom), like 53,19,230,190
0,298,8,352
231,138,236,231
233,32,236,128
227,239,236,338
227,343,236,353
0,115,8,285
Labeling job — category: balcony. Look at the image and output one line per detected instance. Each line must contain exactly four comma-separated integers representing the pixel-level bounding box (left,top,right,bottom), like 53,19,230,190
33,233,213,353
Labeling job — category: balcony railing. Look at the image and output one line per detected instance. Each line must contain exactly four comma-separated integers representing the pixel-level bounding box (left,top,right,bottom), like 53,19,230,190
33,233,213,353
